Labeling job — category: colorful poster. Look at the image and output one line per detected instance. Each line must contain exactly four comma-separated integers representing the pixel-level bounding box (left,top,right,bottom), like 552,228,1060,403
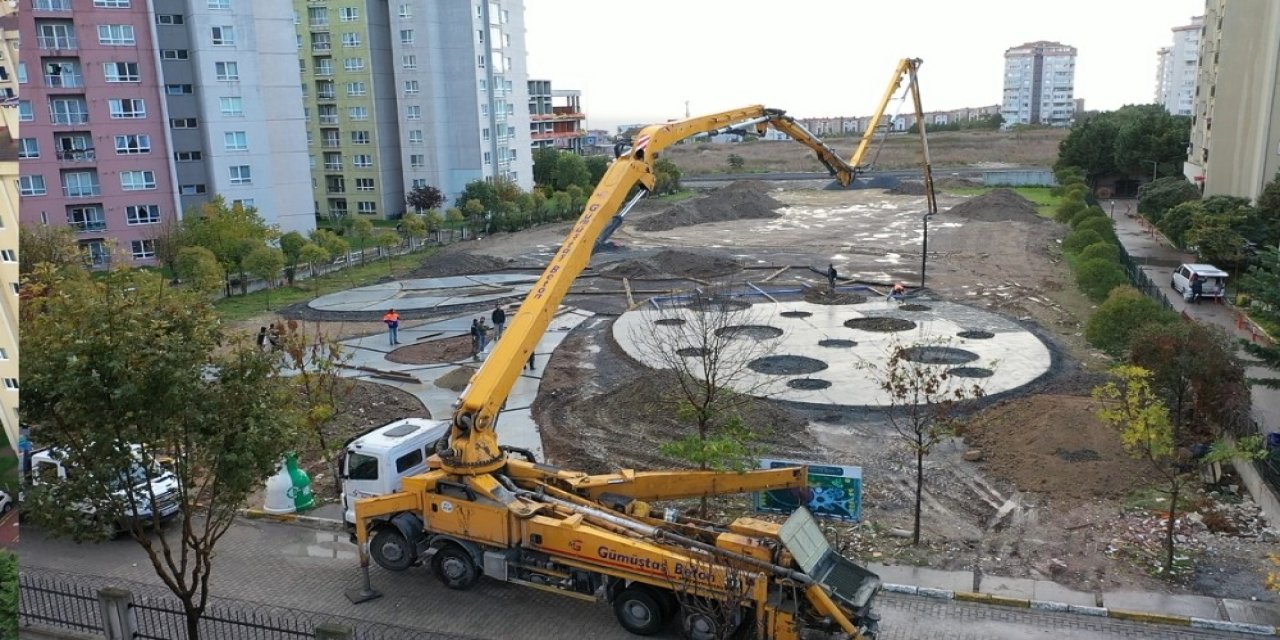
753,459,862,522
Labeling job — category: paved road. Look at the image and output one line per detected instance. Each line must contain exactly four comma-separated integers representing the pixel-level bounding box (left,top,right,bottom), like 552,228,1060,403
19,519,1257,639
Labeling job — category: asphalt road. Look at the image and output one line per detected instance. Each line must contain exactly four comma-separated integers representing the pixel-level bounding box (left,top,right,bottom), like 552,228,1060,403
18,518,1258,640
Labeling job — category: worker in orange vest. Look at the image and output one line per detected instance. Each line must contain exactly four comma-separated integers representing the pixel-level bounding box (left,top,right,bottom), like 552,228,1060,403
383,309,401,346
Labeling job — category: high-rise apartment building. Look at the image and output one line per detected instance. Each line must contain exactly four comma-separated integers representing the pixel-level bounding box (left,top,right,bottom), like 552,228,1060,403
0,4,18,453
1155,16,1203,116
529,79,586,155
20,0,312,267
295,0,533,221
1000,41,1077,128
1185,0,1280,201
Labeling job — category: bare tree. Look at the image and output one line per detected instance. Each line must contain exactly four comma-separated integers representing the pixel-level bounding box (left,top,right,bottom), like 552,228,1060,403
866,336,986,545
279,321,355,495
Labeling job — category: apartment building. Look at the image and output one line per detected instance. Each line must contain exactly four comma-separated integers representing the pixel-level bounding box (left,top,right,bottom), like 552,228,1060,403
1000,41,1077,127
528,79,585,154
20,0,312,267
296,0,533,221
1155,16,1203,116
1185,0,1280,202
797,105,1001,137
0,4,17,453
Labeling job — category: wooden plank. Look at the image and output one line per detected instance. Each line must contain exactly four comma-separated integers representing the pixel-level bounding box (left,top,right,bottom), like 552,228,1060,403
762,266,791,282
622,277,635,308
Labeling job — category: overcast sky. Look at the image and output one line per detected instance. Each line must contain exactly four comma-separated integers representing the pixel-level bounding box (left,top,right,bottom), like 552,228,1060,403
525,0,1204,133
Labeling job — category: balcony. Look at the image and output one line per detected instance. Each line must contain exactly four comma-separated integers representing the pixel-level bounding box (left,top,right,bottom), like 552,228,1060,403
56,148,95,163
319,115,338,125
316,90,336,101
31,0,72,11
323,163,343,171
310,20,330,30
44,74,84,89
322,139,341,148
69,220,106,232
50,113,90,125
312,42,332,53
37,36,78,51
63,185,102,198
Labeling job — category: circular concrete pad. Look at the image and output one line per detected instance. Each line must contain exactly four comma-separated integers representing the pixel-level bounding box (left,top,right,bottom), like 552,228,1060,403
949,367,995,378
819,339,857,348
957,330,995,340
781,311,813,318
749,355,828,375
655,318,686,326
901,346,979,365
787,378,832,390
845,317,917,332
716,325,784,340
899,304,931,311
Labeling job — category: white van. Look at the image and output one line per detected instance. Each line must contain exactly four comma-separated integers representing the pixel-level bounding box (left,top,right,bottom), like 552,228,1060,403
27,445,181,536
1172,263,1228,300
339,418,450,527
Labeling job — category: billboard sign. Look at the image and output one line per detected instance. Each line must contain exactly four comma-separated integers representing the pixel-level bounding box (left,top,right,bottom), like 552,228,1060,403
753,459,862,522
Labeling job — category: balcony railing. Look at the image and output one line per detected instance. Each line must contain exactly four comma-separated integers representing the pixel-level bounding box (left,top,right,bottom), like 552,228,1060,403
50,113,90,125
63,185,102,198
322,139,341,148
312,42,332,53
68,220,106,232
44,74,84,89
316,91,336,101
37,36,78,51
319,115,338,125
323,163,343,171
56,148,95,162
32,0,73,10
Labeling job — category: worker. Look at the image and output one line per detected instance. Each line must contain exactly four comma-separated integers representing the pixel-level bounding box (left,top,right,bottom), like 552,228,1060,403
492,304,506,340
256,326,269,351
888,282,906,303
826,263,838,290
383,308,401,345
470,318,482,360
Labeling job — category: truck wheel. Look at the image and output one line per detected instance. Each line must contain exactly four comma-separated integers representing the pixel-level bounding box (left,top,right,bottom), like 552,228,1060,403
681,606,738,640
370,527,415,572
613,587,666,636
432,545,479,590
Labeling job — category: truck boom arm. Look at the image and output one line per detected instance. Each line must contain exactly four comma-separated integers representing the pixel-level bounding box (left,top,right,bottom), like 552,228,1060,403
848,58,923,171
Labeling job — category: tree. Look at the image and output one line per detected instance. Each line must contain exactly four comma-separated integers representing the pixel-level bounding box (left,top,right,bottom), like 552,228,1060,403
148,219,190,280
308,229,348,274
349,217,374,265
1156,200,1200,247
1129,322,1252,441
445,207,466,242
1056,105,1190,184
1056,115,1119,183
375,232,400,275
870,338,985,545
464,199,486,236
279,231,307,284
1078,242,1121,264
406,184,444,214
243,246,285,309
727,154,745,172
278,321,353,495
1241,246,1280,388
1138,177,1200,220
554,152,591,191
298,243,330,284
18,224,81,277
175,246,225,298
0,550,15,638
653,158,682,195
1084,286,1177,356
455,179,500,212
401,211,428,249
1063,228,1104,254
21,267,300,639
585,155,609,184
532,147,561,187
182,197,276,295
1186,214,1248,267
1075,258,1130,302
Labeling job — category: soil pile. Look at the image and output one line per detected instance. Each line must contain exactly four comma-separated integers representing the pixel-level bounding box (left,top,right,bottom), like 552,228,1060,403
410,252,509,278
435,366,478,392
936,177,983,189
636,181,783,231
600,249,742,280
963,394,1148,503
944,188,1042,223
387,334,473,365
889,181,928,195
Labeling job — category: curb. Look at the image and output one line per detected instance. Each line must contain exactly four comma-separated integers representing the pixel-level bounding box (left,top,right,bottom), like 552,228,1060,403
239,508,346,532
881,583,1280,636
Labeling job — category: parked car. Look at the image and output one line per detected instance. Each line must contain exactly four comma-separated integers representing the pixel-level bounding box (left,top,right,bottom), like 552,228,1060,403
1172,263,1228,300
0,490,12,516
26,445,181,537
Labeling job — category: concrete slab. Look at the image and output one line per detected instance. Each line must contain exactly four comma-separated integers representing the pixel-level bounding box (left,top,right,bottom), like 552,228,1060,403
1031,581,1095,607
1222,599,1280,627
308,274,537,312
978,575,1035,600
1102,591,1223,620
865,563,973,593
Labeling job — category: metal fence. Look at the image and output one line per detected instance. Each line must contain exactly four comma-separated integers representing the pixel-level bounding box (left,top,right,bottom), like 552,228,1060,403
1116,243,1174,312
20,568,475,640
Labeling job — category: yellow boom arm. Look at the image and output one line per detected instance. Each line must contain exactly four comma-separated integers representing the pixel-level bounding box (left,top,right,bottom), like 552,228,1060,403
848,58,922,171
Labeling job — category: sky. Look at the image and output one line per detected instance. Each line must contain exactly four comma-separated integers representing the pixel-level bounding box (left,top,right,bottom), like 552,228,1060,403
524,0,1204,133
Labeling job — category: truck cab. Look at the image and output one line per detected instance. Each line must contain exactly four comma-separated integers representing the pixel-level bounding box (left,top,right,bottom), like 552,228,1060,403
27,444,181,535
340,418,450,527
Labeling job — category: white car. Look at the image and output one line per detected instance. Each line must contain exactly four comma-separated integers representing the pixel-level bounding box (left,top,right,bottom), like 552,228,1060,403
0,491,12,516
1172,263,1228,300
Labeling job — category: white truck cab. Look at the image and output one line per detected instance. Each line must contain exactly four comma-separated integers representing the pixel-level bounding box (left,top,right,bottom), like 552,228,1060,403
27,444,182,535
340,418,450,527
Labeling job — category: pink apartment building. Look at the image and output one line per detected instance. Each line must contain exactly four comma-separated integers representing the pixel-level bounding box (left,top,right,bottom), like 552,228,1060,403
21,0,180,266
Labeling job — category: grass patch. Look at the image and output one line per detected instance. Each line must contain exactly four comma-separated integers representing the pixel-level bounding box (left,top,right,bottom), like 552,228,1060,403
214,249,438,321
653,189,698,204
942,186,1059,218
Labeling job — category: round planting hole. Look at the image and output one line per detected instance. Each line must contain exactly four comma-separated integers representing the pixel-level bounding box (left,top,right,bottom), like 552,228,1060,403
715,325,783,340
655,318,686,326
902,346,980,365
780,311,813,319
844,317,917,332
685,298,751,313
677,347,709,357
787,378,831,390
1055,448,1101,463
957,330,994,340
748,355,828,375
819,339,857,349
948,366,994,378
899,304,931,312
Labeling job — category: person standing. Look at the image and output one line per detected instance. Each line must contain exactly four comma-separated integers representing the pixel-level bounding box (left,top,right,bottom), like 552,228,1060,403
1190,273,1203,305
826,263,838,290
256,326,269,351
491,304,507,340
470,318,482,360
526,351,536,371
477,317,490,352
383,308,401,345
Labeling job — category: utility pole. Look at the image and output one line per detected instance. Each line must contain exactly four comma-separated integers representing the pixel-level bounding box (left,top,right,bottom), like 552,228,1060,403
684,101,690,118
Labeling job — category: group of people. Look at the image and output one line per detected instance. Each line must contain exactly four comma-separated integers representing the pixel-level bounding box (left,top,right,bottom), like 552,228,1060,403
255,323,284,351
380,304,535,369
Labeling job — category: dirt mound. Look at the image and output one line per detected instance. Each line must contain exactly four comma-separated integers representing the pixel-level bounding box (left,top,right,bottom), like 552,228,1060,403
944,188,1042,223
434,366,478,392
387,335,473,364
600,249,742,280
963,394,1149,503
889,181,928,195
936,177,983,189
410,252,508,278
636,181,783,231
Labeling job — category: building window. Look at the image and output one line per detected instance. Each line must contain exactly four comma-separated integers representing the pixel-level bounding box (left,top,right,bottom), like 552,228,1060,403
398,3,411,18
174,151,203,162
170,118,198,129
477,54,485,68
126,204,161,225
346,81,366,97
401,54,416,69
357,201,377,215
3,379,17,391
483,151,491,165
211,26,235,45
16,63,26,84
353,155,373,168
120,170,157,191
165,83,193,95
229,165,252,184
18,138,39,159
18,101,33,122
215,61,239,81
232,199,255,208
482,127,489,141
0,251,12,263
481,104,488,116
108,98,146,119
409,154,425,169
224,131,248,151
343,57,364,71
19,175,47,197
67,204,105,228
160,49,190,60
342,32,360,47
180,184,207,195
97,24,136,46
348,106,368,121
355,178,374,191
156,14,184,25
404,80,420,95
131,239,156,259
351,130,370,144
94,0,131,6
408,130,424,144
103,61,140,82
400,29,414,44
339,7,359,21
406,105,421,120
411,179,427,189
115,134,151,154
219,96,244,116
208,0,230,8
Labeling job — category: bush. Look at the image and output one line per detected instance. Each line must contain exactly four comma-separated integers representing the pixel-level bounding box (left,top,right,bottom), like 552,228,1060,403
1063,228,1104,254
1085,286,1178,355
1076,258,1131,302
1069,207,1107,228
1054,197,1088,224
1079,242,1121,264
1075,216,1117,241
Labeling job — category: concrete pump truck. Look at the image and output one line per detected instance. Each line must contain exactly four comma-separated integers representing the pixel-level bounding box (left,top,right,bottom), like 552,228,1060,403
346,59,935,640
